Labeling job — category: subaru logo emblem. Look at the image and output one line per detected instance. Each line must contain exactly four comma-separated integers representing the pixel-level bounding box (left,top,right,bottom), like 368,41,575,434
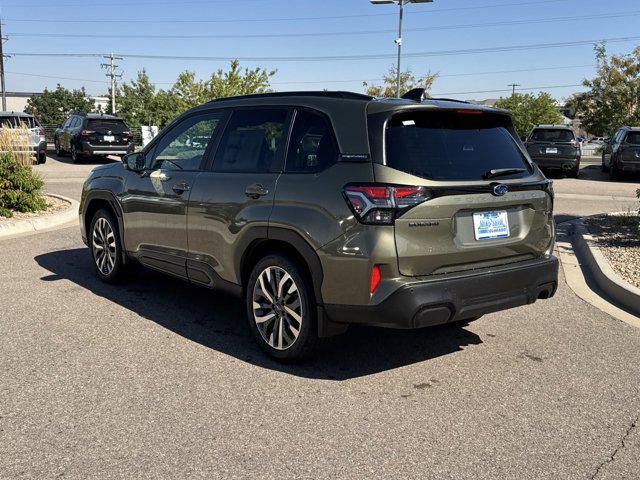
493,184,509,196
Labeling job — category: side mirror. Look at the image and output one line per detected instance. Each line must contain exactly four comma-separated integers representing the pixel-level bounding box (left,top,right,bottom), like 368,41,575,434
123,152,145,172
520,135,527,142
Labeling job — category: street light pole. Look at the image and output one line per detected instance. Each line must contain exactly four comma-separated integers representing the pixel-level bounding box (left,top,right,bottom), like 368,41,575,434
371,0,433,98
395,0,404,98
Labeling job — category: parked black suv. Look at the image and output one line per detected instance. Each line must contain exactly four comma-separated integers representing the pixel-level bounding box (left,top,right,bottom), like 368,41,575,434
80,91,558,360
525,125,581,178
601,126,640,180
54,112,134,162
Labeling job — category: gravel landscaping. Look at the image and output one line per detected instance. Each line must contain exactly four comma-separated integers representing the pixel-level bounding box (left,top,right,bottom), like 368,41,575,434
0,194,70,224
585,212,640,289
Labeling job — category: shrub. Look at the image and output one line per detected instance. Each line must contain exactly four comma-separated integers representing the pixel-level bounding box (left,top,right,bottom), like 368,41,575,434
0,153,46,218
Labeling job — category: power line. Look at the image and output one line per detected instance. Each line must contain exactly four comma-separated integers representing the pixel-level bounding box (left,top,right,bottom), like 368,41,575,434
5,63,597,87
6,11,638,40
6,35,640,63
2,0,269,7
431,84,584,96
2,0,572,24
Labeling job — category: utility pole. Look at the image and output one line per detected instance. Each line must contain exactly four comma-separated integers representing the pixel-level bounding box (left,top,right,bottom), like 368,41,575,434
101,53,123,114
508,83,521,97
0,18,9,111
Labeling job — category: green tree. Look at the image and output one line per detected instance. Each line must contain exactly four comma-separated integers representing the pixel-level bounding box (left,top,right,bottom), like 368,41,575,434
206,59,276,99
111,61,276,128
25,85,95,126
495,92,563,136
363,66,438,98
567,43,640,137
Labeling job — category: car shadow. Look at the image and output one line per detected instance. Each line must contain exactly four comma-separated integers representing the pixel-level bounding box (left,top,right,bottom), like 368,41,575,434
47,150,120,166
34,248,483,380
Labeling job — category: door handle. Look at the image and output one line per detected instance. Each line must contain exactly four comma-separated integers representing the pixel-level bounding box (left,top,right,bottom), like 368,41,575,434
245,183,269,199
172,181,190,195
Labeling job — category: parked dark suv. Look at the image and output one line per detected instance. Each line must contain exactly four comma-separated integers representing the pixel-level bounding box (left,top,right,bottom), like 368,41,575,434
601,126,640,180
54,112,134,162
79,91,558,360
525,125,581,178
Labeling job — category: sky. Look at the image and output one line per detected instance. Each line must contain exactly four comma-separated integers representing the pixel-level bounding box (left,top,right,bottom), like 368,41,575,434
0,0,639,102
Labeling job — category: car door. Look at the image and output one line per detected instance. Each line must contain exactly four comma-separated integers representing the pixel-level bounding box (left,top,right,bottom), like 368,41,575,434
186,107,291,287
604,130,620,168
120,111,225,279
60,116,74,150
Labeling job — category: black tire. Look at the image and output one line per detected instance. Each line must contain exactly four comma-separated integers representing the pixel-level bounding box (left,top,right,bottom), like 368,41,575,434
71,143,79,163
37,152,47,164
570,166,579,179
89,208,125,283
609,165,621,181
245,254,318,361
55,138,65,157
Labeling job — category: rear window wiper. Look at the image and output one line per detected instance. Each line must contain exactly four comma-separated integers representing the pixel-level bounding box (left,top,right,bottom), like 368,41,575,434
483,168,527,179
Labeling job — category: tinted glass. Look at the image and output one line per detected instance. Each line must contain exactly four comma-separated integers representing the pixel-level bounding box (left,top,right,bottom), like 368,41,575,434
87,119,129,133
531,129,575,142
150,113,223,171
286,110,338,173
0,116,37,128
214,109,288,173
385,111,530,181
625,132,640,145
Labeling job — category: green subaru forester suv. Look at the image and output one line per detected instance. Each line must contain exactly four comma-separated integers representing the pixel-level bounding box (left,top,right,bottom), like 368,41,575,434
80,91,558,360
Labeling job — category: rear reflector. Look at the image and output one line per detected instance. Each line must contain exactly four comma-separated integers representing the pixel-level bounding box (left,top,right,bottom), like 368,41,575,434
370,265,382,293
455,109,484,115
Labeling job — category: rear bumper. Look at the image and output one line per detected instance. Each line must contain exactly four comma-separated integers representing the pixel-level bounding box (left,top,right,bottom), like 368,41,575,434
531,156,579,170
324,256,559,329
81,141,133,156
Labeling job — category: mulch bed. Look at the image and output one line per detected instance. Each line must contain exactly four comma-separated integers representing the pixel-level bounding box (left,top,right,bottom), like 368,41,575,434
585,213,640,290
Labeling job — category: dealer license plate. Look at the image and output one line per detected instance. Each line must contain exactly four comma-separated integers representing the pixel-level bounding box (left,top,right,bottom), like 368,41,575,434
473,211,510,241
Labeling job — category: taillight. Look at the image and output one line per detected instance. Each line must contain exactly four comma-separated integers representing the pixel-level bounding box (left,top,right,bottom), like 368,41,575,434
80,130,95,137
124,130,134,137
370,264,382,293
343,184,431,225
38,127,46,136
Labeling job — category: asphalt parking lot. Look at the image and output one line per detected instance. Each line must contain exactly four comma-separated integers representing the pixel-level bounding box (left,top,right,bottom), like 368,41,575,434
1,155,640,479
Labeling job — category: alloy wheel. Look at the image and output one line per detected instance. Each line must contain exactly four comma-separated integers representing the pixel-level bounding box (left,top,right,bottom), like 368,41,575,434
252,266,303,350
92,217,116,275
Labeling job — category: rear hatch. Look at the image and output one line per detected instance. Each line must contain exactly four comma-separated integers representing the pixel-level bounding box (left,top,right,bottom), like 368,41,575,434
526,128,578,160
371,108,553,277
85,118,131,147
620,131,640,165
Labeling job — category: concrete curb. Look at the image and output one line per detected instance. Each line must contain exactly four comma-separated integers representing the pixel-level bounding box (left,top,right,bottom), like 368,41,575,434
573,218,640,316
0,193,78,239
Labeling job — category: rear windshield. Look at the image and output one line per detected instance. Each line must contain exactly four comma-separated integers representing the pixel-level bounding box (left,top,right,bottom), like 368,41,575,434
87,119,129,133
385,111,530,181
530,129,575,142
625,132,640,145
0,116,38,129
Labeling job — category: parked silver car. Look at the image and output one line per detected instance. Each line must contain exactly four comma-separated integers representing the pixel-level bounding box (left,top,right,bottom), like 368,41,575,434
0,111,47,164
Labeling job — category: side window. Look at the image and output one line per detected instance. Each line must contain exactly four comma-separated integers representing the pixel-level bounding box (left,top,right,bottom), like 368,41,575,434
72,117,81,128
214,108,288,173
149,112,223,171
285,109,338,173
62,117,72,128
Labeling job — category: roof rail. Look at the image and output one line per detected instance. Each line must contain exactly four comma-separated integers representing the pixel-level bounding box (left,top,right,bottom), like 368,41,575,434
208,91,373,103
429,97,472,104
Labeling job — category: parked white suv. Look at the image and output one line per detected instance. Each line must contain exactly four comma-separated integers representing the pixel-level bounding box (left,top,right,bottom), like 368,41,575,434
0,112,47,164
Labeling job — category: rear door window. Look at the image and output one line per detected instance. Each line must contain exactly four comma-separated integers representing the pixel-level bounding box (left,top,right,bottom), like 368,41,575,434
384,110,531,181
530,129,575,142
214,108,289,173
